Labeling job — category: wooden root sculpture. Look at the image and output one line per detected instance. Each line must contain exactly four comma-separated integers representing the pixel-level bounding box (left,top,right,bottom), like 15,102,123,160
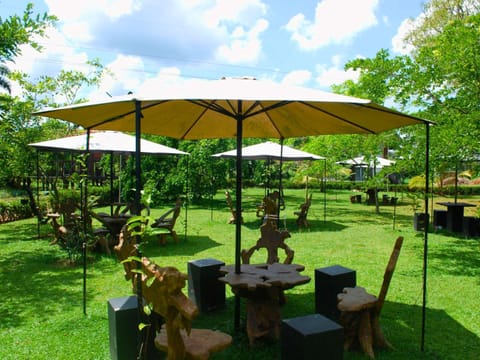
115,225,198,359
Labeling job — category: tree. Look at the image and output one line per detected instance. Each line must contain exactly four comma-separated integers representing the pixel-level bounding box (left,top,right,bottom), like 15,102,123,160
334,0,480,181
0,3,57,61
0,61,109,186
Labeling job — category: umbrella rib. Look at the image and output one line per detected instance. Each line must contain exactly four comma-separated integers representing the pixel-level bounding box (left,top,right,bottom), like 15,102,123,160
191,100,236,117
303,102,377,134
244,101,290,138
178,100,237,139
88,100,168,129
245,101,291,118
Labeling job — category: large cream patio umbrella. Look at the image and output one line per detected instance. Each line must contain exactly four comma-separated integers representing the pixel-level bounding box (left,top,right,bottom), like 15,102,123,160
34,77,432,344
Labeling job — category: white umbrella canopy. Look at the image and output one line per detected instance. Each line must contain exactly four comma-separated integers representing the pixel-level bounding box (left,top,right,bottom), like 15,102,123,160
213,141,327,224
212,141,325,161
29,130,188,155
337,156,395,168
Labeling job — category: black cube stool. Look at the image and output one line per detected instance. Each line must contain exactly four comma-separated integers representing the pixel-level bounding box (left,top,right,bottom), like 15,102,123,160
108,296,139,360
463,216,479,238
188,258,225,313
281,314,343,360
315,265,356,321
433,210,447,230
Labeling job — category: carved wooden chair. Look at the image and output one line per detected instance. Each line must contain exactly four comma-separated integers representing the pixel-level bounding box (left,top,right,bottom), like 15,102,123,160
241,219,294,265
114,226,232,360
225,191,243,224
294,193,312,229
240,220,295,342
337,236,404,359
256,191,281,227
151,197,182,245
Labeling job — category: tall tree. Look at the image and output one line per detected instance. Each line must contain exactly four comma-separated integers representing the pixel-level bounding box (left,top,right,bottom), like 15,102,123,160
334,0,480,179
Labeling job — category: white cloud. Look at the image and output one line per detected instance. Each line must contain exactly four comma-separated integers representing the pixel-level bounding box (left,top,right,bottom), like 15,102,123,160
7,25,90,89
101,55,146,94
202,0,267,28
314,57,360,88
45,0,140,21
215,19,268,64
285,0,379,50
281,70,312,86
392,17,419,55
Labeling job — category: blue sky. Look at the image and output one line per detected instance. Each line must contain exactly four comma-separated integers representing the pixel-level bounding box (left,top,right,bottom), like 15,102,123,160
2,0,426,100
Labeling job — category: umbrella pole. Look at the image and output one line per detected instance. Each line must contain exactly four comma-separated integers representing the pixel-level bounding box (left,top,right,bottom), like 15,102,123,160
110,152,114,216
134,101,145,357
234,107,244,331
278,139,284,227
421,123,430,351
82,129,91,316
323,158,327,224
36,150,40,238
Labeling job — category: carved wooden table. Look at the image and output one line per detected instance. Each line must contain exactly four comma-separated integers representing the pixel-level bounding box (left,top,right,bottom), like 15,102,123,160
219,263,310,345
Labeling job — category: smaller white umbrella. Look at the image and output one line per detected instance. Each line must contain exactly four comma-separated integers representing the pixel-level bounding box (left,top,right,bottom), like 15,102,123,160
213,141,327,223
336,156,395,168
29,130,188,155
212,141,325,161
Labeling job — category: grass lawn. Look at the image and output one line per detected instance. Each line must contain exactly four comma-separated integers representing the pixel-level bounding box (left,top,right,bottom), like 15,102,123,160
1,188,479,359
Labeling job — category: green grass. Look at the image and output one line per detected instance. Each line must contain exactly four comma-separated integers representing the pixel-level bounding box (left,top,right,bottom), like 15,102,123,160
1,188,479,359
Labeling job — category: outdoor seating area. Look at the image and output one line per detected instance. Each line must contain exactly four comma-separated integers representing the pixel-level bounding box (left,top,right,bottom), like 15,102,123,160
2,187,480,359
5,2,480,358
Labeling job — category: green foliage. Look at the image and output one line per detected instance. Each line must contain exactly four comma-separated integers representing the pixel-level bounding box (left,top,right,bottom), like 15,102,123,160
330,1,480,181
0,3,57,62
0,200,32,223
1,188,479,359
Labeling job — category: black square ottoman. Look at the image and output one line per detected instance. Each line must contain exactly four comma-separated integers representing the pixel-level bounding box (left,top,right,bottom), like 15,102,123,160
433,210,447,230
188,258,226,313
108,296,139,360
315,265,356,321
281,314,343,360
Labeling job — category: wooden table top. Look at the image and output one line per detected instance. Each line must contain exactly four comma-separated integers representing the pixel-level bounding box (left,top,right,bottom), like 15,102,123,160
337,286,378,312
219,263,310,291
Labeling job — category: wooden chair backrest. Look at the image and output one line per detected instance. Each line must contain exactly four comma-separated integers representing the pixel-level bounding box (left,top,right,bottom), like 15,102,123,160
376,236,404,316
225,191,234,212
169,201,182,228
155,198,182,221
300,193,312,215
241,220,294,264
263,195,278,216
